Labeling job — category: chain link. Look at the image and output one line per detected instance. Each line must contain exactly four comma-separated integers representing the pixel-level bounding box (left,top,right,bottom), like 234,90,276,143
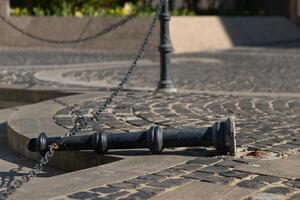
0,144,57,200
0,0,153,44
67,1,163,136
0,1,163,199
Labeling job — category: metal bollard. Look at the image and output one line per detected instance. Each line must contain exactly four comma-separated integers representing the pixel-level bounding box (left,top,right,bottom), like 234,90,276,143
156,0,177,93
27,117,236,156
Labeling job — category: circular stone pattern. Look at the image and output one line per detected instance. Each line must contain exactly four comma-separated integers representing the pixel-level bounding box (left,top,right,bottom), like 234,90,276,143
54,91,300,154
63,48,300,93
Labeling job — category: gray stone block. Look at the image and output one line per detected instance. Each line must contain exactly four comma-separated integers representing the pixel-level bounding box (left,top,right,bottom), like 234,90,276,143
198,165,230,174
78,17,159,52
90,186,119,194
248,192,284,200
14,17,91,49
285,180,300,188
252,175,281,184
0,0,9,17
263,186,295,195
219,170,251,179
67,191,99,199
108,181,139,189
183,171,213,180
105,191,130,199
237,180,267,189
186,157,222,166
0,17,32,46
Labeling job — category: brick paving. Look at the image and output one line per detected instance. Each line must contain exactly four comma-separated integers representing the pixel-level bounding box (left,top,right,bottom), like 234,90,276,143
52,92,300,199
49,47,300,200
52,156,300,200
1,47,300,93
63,48,300,93
54,92,300,155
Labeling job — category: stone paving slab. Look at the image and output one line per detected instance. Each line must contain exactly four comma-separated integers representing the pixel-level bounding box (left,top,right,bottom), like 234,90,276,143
51,154,300,200
235,155,300,179
6,151,195,200
49,154,300,200
151,181,256,200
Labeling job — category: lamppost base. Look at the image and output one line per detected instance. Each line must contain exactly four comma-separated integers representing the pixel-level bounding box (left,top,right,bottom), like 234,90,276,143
156,81,177,93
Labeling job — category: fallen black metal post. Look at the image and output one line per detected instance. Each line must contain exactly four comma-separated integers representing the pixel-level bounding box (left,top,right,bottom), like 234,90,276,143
28,117,236,156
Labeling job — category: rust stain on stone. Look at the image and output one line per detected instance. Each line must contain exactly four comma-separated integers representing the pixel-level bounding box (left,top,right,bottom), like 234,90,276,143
246,151,269,158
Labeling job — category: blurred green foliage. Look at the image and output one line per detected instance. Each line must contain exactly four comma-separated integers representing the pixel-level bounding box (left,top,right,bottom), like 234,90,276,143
10,0,284,17
11,0,148,16
10,0,196,16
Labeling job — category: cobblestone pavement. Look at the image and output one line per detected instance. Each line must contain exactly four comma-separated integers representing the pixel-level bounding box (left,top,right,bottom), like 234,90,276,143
63,47,300,93
1,46,300,199
0,48,147,67
0,48,156,87
1,47,300,93
53,156,300,200
54,92,300,152
53,91,300,200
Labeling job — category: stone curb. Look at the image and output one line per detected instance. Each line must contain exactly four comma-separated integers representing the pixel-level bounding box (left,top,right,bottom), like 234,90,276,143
0,85,77,103
3,86,300,200
33,59,156,91
6,93,109,170
5,92,200,199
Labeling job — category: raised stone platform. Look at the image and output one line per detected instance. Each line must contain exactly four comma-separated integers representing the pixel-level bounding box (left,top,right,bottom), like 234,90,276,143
5,89,300,199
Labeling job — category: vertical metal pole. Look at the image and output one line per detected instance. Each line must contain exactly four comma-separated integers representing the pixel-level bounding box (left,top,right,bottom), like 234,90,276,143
156,0,177,93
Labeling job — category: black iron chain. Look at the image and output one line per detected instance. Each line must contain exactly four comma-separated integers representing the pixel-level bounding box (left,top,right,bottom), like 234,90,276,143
0,0,153,44
67,1,163,136
0,2,163,199
0,144,57,200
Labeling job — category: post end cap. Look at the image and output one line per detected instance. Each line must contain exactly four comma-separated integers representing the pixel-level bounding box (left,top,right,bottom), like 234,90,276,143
224,116,237,156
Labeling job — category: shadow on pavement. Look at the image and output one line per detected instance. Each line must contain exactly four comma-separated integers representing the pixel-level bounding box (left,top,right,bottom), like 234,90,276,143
106,147,219,157
0,137,64,191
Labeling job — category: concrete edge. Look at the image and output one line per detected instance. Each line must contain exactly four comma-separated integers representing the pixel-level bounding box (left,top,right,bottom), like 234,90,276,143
0,108,16,138
33,61,157,91
5,92,126,171
5,92,200,196
0,84,78,103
